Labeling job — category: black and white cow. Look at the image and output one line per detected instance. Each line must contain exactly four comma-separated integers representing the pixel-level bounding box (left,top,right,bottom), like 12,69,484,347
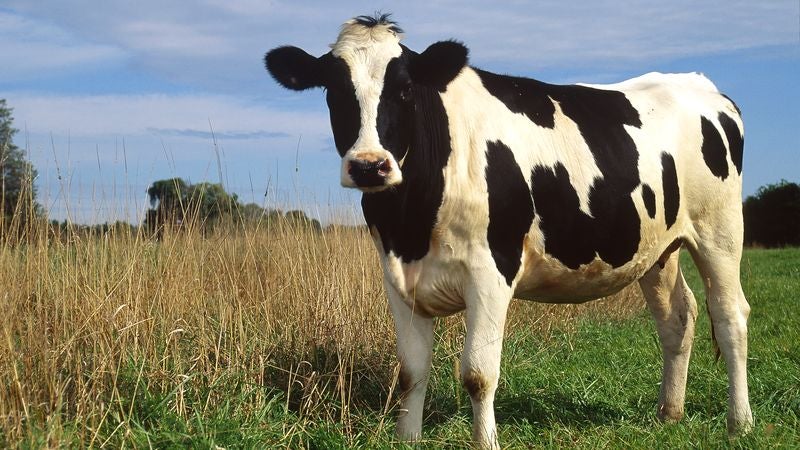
265,14,751,448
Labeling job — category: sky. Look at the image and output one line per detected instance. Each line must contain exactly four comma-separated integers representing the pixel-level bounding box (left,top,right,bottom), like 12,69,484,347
0,0,798,224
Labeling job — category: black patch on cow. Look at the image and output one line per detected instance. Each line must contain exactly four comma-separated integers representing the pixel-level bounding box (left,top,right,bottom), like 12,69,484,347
700,116,729,180
530,162,641,270
323,55,361,157
476,70,556,128
718,112,743,175
485,140,535,285
661,152,680,229
361,82,452,262
588,178,642,268
531,163,596,269
641,184,656,219
376,57,415,161
530,163,594,269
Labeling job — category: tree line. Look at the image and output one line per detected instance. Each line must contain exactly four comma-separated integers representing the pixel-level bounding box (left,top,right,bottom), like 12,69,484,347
143,177,321,234
1,98,797,245
743,180,800,247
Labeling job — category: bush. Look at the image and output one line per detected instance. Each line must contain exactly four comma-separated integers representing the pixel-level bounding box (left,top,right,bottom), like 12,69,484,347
743,180,800,247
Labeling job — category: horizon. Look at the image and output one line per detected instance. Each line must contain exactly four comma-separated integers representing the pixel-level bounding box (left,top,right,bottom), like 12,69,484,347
1,1,798,224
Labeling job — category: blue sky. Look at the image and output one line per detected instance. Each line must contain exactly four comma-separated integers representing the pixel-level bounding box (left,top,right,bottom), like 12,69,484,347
0,1,798,224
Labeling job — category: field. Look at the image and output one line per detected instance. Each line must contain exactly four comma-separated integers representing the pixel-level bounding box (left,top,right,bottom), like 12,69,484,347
1,220,798,448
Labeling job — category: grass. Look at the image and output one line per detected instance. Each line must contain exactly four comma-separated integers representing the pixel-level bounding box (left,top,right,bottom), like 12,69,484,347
1,216,798,448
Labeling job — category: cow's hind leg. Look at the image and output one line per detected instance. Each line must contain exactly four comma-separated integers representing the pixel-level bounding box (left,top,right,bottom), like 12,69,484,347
640,251,698,423
688,238,753,435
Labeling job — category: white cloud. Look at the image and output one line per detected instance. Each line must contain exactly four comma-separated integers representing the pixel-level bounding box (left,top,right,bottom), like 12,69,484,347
5,92,329,139
119,20,235,57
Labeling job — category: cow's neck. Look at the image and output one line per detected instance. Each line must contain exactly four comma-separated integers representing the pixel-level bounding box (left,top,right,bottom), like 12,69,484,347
361,84,453,263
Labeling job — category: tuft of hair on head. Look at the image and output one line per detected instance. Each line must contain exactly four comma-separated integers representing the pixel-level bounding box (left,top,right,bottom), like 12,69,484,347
352,12,403,34
332,12,404,56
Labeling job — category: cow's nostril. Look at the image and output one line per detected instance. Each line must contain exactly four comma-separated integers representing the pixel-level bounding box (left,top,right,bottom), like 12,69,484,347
377,159,391,175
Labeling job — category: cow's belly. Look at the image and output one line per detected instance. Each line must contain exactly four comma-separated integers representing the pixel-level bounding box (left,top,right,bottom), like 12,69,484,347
513,258,642,303
383,251,652,315
380,228,666,314
514,240,656,303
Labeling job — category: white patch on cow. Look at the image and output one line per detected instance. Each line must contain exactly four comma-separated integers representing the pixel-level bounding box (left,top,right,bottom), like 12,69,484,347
332,20,404,190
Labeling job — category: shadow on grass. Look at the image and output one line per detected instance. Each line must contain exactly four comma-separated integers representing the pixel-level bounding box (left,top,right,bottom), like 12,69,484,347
493,390,622,427
423,387,638,430
261,344,396,415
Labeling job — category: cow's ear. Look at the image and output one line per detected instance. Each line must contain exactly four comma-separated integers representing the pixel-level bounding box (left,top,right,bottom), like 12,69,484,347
408,40,468,91
265,46,324,91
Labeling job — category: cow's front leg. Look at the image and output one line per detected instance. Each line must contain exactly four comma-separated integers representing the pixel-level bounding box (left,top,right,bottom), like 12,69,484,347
387,283,434,442
461,279,512,450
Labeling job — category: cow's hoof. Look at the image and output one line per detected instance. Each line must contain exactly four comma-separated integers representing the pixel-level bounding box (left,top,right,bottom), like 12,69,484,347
727,415,754,438
656,403,684,423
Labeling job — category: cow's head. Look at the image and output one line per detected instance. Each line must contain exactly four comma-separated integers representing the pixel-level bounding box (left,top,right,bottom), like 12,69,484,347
265,14,467,192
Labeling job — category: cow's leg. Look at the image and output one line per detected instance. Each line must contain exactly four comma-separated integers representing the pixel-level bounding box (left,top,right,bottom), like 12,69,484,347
639,251,698,423
688,239,753,435
461,280,512,450
386,284,434,441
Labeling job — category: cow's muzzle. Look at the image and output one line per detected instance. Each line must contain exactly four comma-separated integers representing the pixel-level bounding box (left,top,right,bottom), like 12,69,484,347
342,152,402,192
348,158,392,187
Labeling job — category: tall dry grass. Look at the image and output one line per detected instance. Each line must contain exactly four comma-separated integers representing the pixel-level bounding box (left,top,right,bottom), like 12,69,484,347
0,209,644,446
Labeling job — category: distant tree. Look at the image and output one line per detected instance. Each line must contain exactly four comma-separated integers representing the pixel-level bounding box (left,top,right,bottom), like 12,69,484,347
743,180,800,247
238,202,281,224
147,178,188,217
238,202,266,221
284,209,322,232
145,177,188,233
0,99,41,222
186,182,238,224
145,179,240,232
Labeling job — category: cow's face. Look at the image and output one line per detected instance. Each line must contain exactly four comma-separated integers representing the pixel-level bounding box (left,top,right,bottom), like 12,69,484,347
265,18,467,192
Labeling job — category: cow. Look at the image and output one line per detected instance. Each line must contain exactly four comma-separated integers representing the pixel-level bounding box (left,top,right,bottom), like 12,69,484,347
264,14,752,448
